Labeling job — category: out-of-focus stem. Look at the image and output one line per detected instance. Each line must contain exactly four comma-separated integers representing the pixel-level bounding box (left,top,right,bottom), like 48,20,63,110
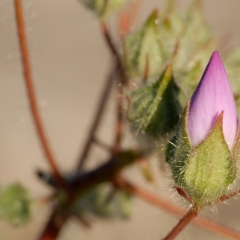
101,22,128,85
100,23,127,154
14,0,65,188
38,209,70,240
76,68,116,171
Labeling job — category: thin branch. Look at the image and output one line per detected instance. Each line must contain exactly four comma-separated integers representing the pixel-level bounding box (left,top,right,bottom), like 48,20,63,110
195,214,240,240
214,189,240,203
116,178,240,240
14,0,65,188
115,178,184,215
100,23,127,154
77,22,127,169
163,206,198,240
76,67,116,171
72,151,142,191
38,208,70,240
92,136,112,152
101,22,128,85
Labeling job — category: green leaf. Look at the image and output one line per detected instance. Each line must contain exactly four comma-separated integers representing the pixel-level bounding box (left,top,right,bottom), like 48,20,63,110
0,184,31,225
124,0,216,91
79,0,126,19
129,65,181,138
125,10,166,79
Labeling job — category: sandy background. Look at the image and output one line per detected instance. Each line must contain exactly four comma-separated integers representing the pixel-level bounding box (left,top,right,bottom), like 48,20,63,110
1,0,240,239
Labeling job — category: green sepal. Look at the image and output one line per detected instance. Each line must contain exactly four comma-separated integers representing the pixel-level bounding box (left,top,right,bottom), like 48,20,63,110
129,65,181,138
125,10,166,79
165,101,192,186
183,112,235,205
79,0,126,19
0,184,31,226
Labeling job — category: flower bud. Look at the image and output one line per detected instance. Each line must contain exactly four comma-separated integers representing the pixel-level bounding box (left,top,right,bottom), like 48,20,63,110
166,51,238,206
188,51,238,150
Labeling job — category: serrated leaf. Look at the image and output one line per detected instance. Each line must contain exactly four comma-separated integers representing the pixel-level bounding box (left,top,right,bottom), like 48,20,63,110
129,65,181,138
0,184,31,225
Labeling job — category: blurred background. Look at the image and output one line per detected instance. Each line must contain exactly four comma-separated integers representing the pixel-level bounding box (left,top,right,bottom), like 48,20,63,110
1,0,240,239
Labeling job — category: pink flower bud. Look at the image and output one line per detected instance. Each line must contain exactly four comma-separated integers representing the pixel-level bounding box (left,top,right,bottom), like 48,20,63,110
187,51,238,150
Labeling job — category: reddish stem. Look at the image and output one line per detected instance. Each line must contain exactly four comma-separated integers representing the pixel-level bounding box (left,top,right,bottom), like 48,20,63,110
214,189,240,203
76,68,116,171
100,23,128,154
38,209,70,240
115,178,184,215
163,207,198,240
101,22,128,85
116,178,240,240
14,0,65,188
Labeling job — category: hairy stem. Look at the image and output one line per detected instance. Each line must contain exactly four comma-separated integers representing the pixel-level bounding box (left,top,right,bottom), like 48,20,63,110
214,189,240,203
163,206,198,240
14,0,65,188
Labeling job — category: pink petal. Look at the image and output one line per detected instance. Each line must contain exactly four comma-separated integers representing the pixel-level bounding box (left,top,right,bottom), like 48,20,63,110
187,51,238,150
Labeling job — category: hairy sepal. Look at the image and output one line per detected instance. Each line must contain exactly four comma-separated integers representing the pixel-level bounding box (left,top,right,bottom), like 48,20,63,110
166,101,191,186
166,108,236,206
185,112,235,205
